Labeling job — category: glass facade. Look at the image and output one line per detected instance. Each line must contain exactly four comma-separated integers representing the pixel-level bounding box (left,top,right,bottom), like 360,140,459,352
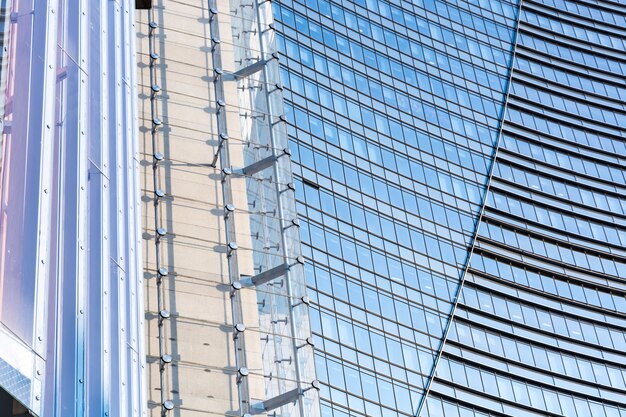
2,0,626,415
273,0,521,415
273,0,626,416
424,0,626,416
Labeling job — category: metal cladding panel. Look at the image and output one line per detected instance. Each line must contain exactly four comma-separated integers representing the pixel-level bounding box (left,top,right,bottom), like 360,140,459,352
0,0,145,415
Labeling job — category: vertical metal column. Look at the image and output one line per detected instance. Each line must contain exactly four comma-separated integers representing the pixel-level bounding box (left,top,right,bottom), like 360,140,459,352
208,3,253,413
251,3,307,415
208,0,320,414
146,9,174,415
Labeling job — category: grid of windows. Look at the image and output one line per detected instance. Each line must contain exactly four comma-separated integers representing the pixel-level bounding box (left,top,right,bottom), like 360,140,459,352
425,0,626,415
275,0,519,414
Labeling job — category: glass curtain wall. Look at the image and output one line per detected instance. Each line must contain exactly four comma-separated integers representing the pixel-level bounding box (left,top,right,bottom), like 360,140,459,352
424,0,626,416
272,0,520,415
0,0,145,415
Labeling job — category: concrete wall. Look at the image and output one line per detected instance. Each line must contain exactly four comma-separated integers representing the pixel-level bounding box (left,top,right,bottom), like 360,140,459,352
137,1,258,415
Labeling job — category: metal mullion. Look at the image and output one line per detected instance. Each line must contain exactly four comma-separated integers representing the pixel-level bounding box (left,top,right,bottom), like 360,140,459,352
112,2,131,415
251,0,310,414
209,3,252,412
74,0,91,413
122,0,145,413
146,8,170,416
33,0,60,414
95,1,113,416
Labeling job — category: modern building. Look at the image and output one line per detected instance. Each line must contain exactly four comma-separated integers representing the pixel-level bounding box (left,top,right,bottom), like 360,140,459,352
0,0,625,416
0,0,145,416
274,0,626,416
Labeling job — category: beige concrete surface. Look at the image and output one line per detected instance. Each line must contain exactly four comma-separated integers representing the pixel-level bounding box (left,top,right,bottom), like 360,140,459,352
137,1,264,415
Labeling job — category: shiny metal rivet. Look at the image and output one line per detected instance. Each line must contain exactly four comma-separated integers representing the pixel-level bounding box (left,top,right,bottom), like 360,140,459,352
234,323,246,332
217,99,226,107
156,227,167,236
151,84,160,92
161,354,172,363
238,367,249,377
150,52,159,60
157,267,168,276
149,21,158,29
231,281,242,290
159,310,170,319
296,255,305,264
152,117,162,126
163,400,174,410
222,167,232,176
155,189,166,198
154,152,164,161
228,242,238,251
219,132,229,141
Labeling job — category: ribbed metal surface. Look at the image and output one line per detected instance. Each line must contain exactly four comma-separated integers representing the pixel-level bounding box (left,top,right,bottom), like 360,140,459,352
0,0,145,415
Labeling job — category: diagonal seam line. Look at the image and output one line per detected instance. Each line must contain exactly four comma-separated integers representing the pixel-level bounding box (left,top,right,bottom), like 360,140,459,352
414,1,525,415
